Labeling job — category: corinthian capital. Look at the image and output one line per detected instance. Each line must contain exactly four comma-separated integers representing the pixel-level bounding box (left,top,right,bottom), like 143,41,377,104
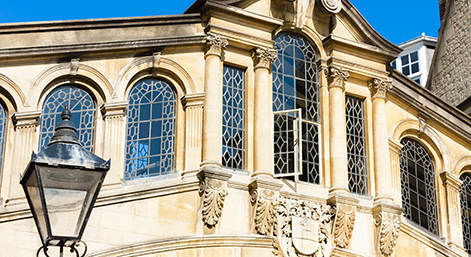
205,32,229,57
368,78,393,99
325,66,349,91
252,47,277,69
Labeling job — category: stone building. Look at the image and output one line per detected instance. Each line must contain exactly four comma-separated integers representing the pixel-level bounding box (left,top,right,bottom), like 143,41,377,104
0,0,471,256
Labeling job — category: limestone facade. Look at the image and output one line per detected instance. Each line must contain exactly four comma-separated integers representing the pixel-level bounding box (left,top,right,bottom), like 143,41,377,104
0,1,470,257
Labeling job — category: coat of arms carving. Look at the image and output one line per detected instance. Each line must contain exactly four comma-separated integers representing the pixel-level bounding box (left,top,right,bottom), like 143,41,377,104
275,197,335,257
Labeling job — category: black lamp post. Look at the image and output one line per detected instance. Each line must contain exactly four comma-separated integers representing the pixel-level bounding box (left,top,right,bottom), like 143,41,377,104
20,106,110,257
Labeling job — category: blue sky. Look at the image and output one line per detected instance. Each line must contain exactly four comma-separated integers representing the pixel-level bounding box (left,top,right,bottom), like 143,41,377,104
0,0,439,45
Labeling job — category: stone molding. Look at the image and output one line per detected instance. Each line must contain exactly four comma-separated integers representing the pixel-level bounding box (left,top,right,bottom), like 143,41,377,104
325,66,349,91
275,196,335,257
373,202,403,257
252,47,277,70
12,110,41,130
205,32,229,57
368,77,393,100
440,171,463,191
249,177,282,236
181,93,205,110
100,101,128,120
197,167,232,228
328,194,359,249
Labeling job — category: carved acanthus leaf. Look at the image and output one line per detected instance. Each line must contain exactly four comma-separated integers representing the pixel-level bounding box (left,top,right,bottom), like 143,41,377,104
332,204,356,248
375,212,401,256
252,47,277,69
368,78,392,99
200,178,227,228
254,189,278,235
325,66,349,90
205,32,229,57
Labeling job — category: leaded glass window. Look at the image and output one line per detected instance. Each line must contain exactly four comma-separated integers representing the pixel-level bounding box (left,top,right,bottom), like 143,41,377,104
0,103,6,175
460,173,471,253
273,32,320,184
39,86,95,151
400,138,439,235
125,78,176,180
346,96,367,195
222,66,245,170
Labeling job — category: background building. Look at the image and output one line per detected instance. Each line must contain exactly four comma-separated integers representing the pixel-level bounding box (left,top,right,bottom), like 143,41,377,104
0,0,470,256
392,33,437,86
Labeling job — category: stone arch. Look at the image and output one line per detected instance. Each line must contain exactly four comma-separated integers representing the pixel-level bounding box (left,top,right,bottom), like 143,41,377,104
454,156,471,177
391,119,453,172
113,55,197,100
0,73,28,110
273,26,327,60
31,63,113,107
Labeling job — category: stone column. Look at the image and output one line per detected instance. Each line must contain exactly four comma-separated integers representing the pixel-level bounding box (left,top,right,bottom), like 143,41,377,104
252,47,277,178
181,93,205,174
440,171,466,253
100,102,127,182
326,66,350,194
368,78,394,201
389,139,403,204
201,32,228,169
6,111,41,202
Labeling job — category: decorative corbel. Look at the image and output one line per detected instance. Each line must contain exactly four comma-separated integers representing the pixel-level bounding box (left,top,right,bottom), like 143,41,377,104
197,166,232,228
328,194,359,249
325,66,349,91
252,47,277,70
368,77,393,100
205,32,229,58
152,52,161,69
249,177,282,236
373,203,403,256
70,58,80,76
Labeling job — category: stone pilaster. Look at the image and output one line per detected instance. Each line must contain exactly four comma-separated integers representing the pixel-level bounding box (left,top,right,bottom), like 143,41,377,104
252,47,277,179
440,171,466,252
368,78,394,201
197,167,232,229
326,66,349,194
182,93,205,174
7,111,41,201
328,194,359,249
201,32,228,169
389,139,403,204
100,102,127,182
372,202,403,257
249,177,282,236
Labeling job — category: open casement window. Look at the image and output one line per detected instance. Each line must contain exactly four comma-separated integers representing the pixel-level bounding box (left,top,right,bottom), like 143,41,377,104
272,32,321,186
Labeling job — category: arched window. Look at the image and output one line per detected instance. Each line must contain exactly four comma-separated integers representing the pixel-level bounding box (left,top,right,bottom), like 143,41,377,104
39,85,96,151
0,102,6,175
125,78,176,180
460,173,471,253
272,32,320,184
400,138,439,235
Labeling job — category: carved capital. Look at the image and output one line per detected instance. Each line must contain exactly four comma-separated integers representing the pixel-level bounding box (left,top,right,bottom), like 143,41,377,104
252,47,277,69
181,93,205,110
205,32,229,57
197,167,232,228
374,212,401,256
325,66,349,91
12,111,41,131
368,78,392,100
100,101,128,120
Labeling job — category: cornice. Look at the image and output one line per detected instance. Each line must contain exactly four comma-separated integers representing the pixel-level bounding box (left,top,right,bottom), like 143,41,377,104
205,24,275,49
322,56,389,80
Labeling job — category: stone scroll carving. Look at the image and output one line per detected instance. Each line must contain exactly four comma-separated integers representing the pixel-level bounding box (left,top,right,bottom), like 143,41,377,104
368,78,393,99
275,197,335,257
374,212,401,256
318,0,341,14
332,204,356,248
252,188,279,236
205,32,229,57
197,168,232,228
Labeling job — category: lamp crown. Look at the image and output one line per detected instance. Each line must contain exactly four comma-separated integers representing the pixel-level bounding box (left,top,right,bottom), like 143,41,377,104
48,105,81,146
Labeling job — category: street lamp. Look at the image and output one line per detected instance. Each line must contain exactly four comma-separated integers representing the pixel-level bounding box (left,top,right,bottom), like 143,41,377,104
20,106,110,257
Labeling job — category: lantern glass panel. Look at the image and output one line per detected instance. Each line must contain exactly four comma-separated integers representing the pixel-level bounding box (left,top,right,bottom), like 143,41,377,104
38,166,103,239
24,167,48,243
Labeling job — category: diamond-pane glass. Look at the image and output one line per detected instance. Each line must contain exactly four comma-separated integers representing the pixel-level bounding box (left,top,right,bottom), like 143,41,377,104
460,173,471,253
346,96,367,195
222,66,245,170
274,110,301,177
400,138,438,235
39,86,95,151
0,103,6,175
273,32,320,184
125,78,176,180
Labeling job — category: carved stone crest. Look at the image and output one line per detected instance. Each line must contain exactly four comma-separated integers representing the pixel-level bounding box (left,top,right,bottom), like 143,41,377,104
276,197,335,257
